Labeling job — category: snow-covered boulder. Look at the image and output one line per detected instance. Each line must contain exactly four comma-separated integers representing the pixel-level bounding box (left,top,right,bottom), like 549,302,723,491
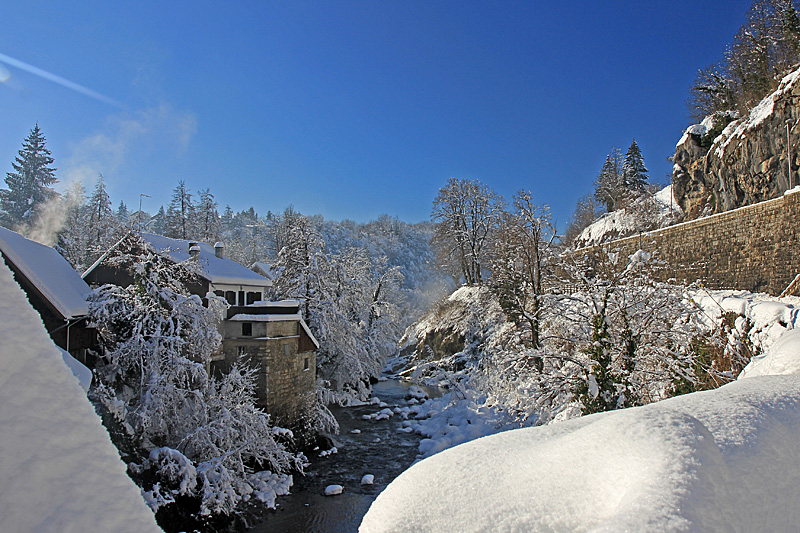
0,259,159,531
362,370,800,532
740,328,800,379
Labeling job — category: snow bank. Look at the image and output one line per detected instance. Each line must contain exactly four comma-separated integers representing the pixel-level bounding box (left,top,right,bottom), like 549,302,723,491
361,373,800,532
0,260,160,532
575,185,681,248
740,328,800,379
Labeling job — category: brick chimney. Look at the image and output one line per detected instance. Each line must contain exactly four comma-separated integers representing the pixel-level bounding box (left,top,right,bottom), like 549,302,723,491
214,241,225,259
188,242,200,261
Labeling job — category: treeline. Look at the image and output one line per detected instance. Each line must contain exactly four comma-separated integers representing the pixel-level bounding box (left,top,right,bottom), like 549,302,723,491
689,0,800,120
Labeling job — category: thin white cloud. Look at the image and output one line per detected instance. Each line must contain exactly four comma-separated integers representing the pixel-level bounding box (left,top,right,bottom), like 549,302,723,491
0,52,122,108
62,104,198,185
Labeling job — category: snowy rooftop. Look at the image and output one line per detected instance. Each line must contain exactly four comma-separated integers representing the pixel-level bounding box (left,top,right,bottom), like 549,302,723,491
0,226,91,319
142,233,272,288
0,256,160,531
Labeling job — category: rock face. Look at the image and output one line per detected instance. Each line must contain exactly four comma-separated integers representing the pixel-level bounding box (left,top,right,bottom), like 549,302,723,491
674,68,800,219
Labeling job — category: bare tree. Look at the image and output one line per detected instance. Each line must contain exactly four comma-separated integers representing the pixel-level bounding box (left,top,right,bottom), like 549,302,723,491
431,178,504,285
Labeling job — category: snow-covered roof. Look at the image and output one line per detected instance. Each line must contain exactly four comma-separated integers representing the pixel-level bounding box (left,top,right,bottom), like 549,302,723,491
0,226,91,319
251,261,277,281
229,312,319,349
0,256,160,532
229,313,303,322
141,233,272,288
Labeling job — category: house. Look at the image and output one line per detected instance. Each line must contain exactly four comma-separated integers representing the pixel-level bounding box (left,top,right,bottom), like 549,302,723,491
0,226,96,365
83,232,318,431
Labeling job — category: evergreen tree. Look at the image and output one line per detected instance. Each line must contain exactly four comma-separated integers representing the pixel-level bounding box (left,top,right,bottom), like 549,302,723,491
0,124,58,228
150,206,166,235
116,200,129,226
593,148,624,212
196,188,221,243
165,180,196,240
88,174,115,244
621,140,649,192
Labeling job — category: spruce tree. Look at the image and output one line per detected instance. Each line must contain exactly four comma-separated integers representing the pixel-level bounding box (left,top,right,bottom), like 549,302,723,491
0,124,58,228
622,139,648,192
165,180,196,240
593,148,624,212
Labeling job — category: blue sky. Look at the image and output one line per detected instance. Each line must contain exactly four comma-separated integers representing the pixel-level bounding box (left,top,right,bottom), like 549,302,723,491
1,1,752,227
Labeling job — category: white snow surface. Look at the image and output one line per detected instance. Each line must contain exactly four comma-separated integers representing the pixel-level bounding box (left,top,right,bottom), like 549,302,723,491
0,225,91,318
740,328,800,379
575,185,681,248
362,373,800,532
0,259,160,532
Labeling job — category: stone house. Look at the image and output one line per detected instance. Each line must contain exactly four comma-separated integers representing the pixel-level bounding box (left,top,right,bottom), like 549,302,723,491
83,232,317,430
0,226,96,365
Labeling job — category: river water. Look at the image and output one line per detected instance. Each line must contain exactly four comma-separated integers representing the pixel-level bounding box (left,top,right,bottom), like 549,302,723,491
248,379,434,532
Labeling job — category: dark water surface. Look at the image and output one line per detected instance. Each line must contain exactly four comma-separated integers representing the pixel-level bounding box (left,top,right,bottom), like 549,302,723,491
248,379,433,533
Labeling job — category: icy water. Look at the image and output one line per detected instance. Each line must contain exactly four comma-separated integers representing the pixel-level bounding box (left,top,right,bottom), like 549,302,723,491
248,379,435,533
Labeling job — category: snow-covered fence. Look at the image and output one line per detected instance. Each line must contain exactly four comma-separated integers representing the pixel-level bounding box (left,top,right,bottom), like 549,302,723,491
574,188,800,295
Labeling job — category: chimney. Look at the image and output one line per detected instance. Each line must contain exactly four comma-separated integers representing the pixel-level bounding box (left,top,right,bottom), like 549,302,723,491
214,241,225,259
189,242,200,261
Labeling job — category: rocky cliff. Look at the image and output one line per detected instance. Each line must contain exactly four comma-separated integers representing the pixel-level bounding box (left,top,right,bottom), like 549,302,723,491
674,67,800,219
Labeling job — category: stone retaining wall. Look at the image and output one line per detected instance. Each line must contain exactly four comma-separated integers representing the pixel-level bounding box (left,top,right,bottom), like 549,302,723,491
575,189,800,295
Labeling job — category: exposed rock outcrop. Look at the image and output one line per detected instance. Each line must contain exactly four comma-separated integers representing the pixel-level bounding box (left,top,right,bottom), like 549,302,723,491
674,67,800,219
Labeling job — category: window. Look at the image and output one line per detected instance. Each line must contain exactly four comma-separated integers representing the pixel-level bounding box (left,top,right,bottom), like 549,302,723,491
246,291,257,305
241,322,252,336
303,357,310,371
238,290,245,306
225,291,236,305
213,290,224,298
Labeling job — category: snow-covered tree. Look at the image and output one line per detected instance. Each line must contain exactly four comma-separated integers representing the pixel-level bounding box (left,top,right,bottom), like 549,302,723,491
593,148,624,212
55,181,90,271
116,200,129,227
431,178,504,286
621,140,648,192
88,234,305,518
0,124,58,229
165,181,196,240
491,191,557,358
195,188,221,244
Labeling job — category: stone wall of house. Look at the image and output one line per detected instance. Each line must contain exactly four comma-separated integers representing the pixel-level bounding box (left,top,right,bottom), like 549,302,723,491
217,318,315,432
574,189,800,295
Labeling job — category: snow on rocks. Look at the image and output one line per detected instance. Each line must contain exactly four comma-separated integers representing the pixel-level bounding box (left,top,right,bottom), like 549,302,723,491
319,447,338,457
361,474,375,485
324,484,344,496
362,373,800,532
0,258,160,532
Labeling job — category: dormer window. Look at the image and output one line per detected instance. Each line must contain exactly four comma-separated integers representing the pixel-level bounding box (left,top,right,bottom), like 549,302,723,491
241,323,252,337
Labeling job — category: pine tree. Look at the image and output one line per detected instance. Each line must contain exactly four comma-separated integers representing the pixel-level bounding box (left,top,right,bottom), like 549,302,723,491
593,148,624,212
165,180,196,240
116,200,129,226
196,188,221,243
151,206,166,235
0,124,58,228
621,140,649,192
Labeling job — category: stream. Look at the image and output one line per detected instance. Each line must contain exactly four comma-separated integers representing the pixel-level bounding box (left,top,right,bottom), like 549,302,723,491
247,378,436,532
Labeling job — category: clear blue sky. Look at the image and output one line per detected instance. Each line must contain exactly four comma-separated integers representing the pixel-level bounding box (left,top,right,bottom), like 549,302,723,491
1,1,752,227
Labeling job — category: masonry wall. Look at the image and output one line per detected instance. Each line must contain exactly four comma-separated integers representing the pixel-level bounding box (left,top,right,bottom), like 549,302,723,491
575,189,800,295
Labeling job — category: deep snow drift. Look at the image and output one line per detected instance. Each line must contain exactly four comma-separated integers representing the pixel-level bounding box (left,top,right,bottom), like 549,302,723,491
0,260,160,532
362,311,800,532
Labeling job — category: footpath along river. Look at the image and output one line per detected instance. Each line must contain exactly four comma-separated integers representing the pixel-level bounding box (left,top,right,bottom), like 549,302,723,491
248,379,437,532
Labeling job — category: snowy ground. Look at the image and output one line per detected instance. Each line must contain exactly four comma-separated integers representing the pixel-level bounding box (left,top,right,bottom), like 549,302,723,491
0,260,160,532
360,290,800,532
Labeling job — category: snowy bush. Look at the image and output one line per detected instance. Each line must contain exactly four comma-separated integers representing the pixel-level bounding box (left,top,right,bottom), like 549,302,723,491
88,234,305,518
